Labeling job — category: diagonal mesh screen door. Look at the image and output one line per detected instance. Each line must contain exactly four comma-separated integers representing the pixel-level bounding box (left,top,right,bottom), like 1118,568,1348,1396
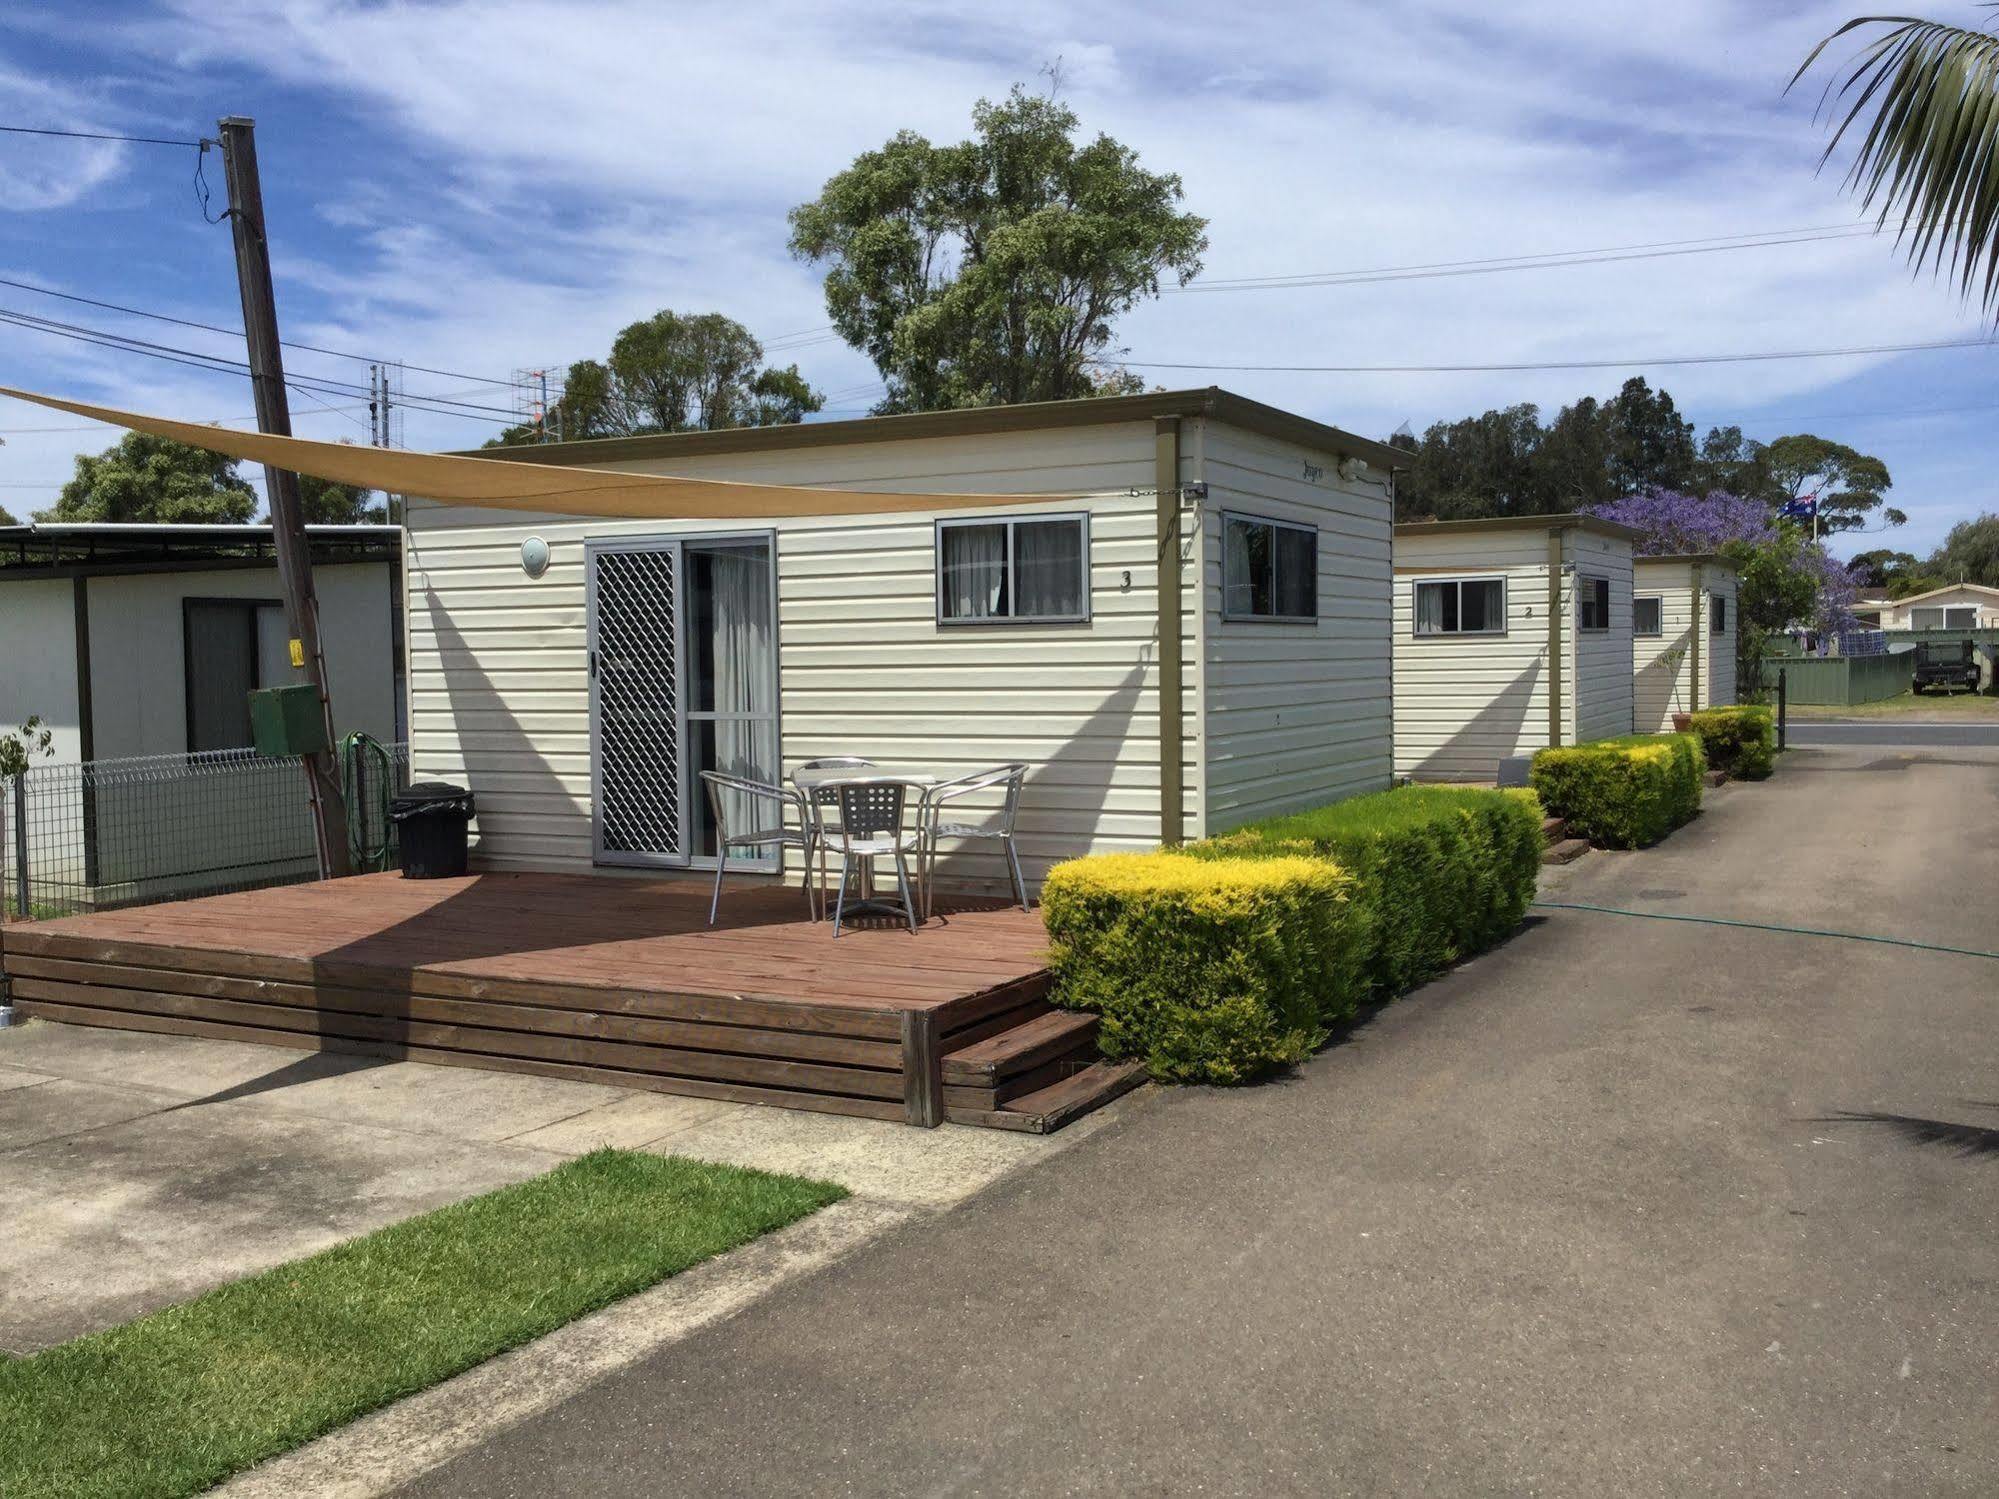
589,542,686,866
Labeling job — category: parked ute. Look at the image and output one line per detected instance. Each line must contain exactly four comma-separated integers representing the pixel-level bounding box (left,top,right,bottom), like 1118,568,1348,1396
1912,639,1980,694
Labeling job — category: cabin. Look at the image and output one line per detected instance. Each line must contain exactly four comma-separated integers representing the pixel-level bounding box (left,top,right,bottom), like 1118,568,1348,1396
405,388,1404,894
1850,582,1999,631
1391,515,1638,781
1632,555,1740,731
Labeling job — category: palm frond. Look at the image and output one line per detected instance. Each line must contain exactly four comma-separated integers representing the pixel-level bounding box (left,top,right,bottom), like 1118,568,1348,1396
1792,14,1999,315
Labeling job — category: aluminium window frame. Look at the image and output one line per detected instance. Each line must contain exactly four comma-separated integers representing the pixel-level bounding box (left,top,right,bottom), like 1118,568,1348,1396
1632,593,1664,638
1410,573,1509,638
1220,510,1321,625
933,511,1093,627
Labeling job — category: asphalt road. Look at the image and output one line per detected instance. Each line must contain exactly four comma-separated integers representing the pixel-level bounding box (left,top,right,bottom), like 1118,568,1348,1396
403,743,1999,1499
1787,720,1999,747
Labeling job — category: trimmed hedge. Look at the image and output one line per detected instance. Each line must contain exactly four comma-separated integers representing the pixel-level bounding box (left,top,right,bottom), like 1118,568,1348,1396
1688,704,1775,780
1531,733,1704,849
1040,852,1367,1084
1184,785,1543,1000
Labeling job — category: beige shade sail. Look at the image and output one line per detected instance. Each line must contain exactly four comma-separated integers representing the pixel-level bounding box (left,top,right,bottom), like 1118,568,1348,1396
0,385,1088,520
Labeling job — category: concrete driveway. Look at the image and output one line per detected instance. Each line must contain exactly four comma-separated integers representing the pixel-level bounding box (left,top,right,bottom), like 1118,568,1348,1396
401,742,1999,1499
0,1022,1059,1356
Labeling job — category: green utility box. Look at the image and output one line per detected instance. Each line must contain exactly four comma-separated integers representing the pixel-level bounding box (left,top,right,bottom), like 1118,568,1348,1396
248,684,330,757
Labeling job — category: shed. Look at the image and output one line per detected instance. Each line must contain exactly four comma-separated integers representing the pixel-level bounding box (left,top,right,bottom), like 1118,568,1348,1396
1631,554,1739,731
406,389,1404,895
1391,515,1638,781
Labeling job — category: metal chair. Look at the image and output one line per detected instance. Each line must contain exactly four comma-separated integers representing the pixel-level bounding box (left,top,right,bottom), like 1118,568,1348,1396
919,763,1028,916
794,757,875,916
699,771,817,926
816,776,922,936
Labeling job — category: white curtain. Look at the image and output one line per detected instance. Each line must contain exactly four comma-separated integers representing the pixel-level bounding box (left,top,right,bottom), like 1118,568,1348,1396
1415,581,1446,634
1014,520,1083,618
943,524,1007,619
704,544,774,848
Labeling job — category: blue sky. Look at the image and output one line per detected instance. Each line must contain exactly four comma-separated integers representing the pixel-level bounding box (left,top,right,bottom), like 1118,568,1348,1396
1,0,1995,560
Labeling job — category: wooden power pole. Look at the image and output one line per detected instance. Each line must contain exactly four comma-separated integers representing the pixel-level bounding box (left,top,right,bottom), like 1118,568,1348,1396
216,116,351,879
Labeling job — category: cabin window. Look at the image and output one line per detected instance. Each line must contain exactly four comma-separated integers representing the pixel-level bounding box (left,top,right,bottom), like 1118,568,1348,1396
1633,595,1663,637
1912,605,1978,630
184,598,294,752
1223,513,1319,621
937,514,1089,624
1577,575,1611,632
1413,577,1506,636
1710,594,1729,634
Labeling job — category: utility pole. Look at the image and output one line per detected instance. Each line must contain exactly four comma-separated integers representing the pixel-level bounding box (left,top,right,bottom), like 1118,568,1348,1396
216,116,351,879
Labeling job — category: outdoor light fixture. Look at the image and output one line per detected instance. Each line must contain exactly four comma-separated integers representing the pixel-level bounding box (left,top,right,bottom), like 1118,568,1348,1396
521,536,551,578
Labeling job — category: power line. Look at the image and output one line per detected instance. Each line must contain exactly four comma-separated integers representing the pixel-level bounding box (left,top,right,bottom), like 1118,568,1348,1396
0,123,202,147
1171,226,1882,294
1109,334,1999,375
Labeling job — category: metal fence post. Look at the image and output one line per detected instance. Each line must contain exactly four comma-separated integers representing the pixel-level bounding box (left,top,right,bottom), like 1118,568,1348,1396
9,773,27,924
1778,668,1788,752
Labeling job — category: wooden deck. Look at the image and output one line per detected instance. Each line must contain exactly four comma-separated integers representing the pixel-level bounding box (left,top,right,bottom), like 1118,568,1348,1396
0,872,1140,1131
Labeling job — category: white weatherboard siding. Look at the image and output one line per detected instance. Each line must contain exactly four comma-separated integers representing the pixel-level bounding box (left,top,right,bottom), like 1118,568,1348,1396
404,422,1201,892
0,578,83,764
1200,424,1394,831
1633,561,1739,730
1569,528,1635,745
1705,571,1738,707
1392,530,1558,781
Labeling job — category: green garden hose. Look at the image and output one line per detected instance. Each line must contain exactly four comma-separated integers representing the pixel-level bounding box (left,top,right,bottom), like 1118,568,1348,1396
1532,900,1999,962
339,732,397,872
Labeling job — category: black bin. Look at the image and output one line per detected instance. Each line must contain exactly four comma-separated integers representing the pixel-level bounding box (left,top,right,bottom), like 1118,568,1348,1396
390,782,476,879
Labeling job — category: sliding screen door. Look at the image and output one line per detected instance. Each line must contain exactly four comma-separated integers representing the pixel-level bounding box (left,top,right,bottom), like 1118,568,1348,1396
587,534,778,870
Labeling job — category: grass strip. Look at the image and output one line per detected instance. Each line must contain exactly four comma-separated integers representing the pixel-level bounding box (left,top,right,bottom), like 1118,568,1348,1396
1,1148,846,1499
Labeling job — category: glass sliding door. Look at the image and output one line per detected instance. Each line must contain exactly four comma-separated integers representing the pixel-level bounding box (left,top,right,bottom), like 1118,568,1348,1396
685,537,780,867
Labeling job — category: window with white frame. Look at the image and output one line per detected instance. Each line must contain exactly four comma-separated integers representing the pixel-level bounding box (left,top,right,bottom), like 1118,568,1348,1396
1577,575,1611,631
1223,513,1318,621
1633,595,1663,637
1710,593,1729,634
937,514,1089,624
1912,604,1978,630
1413,576,1506,636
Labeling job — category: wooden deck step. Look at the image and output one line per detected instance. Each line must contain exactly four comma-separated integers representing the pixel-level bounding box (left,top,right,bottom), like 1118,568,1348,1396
942,1009,1098,1084
1703,769,1729,788
1542,837,1591,866
1541,816,1569,845
945,1060,1147,1134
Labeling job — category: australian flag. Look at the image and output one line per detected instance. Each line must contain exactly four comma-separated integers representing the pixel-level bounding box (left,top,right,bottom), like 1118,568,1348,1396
1779,490,1819,522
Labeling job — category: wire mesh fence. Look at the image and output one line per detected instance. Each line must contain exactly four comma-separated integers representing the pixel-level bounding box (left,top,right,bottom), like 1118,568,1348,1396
2,744,408,922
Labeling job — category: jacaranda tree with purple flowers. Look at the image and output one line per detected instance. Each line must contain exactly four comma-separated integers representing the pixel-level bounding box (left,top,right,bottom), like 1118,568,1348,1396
1586,487,1854,698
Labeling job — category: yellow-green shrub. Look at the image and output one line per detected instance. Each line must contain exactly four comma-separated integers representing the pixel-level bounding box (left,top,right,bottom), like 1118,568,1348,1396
1184,785,1543,1000
1531,733,1704,849
1688,704,1775,780
1039,852,1367,1084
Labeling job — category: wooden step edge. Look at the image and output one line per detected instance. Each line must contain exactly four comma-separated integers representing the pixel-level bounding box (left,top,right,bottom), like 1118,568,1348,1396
1703,769,1729,788
1541,837,1591,866
1540,816,1569,844
998,1059,1147,1133
943,1052,1092,1112
941,1009,1098,1083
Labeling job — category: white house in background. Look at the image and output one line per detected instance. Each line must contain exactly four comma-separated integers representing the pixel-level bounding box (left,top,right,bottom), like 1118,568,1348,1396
1632,554,1740,732
1849,582,1999,631
0,523,401,763
1391,514,1639,782
409,388,1406,894
0,523,401,910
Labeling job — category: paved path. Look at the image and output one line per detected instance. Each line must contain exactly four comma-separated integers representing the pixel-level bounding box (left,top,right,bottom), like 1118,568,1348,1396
404,744,1999,1499
1787,720,1999,747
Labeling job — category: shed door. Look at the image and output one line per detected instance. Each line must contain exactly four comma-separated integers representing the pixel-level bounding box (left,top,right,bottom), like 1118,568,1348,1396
589,541,687,867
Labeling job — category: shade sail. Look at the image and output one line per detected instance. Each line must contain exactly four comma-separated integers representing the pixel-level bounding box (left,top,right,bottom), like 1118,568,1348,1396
0,385,1087,520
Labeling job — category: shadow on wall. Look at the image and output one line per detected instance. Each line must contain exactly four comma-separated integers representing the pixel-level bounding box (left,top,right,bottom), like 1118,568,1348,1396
1635,633,1692,732
926,658,1150,899
1411,656,1544,782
